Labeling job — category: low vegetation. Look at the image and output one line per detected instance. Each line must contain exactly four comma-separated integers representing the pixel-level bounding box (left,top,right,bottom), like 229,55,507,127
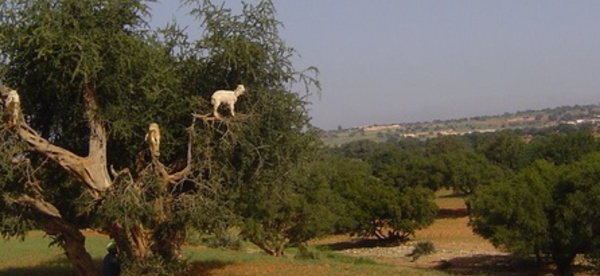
0,231,440,276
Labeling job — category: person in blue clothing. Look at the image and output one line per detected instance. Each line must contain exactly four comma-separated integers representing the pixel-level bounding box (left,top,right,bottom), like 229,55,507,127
102,242,121,276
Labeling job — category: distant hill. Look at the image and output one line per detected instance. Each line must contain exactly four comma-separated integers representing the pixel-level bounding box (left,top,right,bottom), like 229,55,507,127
319,103,600,147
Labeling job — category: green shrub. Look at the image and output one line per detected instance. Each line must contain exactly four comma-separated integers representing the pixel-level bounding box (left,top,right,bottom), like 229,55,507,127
186,228,245,251
294,244,320,260
406,241,435,261
120,255,189,276
205,230,245,251
185,229,205,246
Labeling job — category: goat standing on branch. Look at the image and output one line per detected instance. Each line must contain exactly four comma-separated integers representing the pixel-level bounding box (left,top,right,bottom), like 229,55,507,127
211,84,245,118
145,123,161,157
4,90,21,127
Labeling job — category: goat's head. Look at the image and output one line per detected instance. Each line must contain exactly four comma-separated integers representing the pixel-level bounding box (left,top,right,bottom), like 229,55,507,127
235,84,246,95
6,90,19,104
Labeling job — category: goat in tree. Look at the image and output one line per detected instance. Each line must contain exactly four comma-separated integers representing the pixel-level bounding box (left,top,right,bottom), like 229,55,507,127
211,84,245,118
145,123,161,157
4,90,20,127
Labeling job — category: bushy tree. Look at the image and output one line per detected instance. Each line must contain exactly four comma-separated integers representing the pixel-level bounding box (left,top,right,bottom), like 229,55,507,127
529,126,600,165
358,146,437,242
369,145,441,191
425,135,471,156
470,161,554,259
322,149,437,243
439,150,510,196
473,130,531,171
174,0,323,257
0,0,185,273
470,154,600,275
0,0,321,273
332,139,382,161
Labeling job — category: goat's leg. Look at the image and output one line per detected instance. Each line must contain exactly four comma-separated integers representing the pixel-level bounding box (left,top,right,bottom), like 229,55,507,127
229,102,236,117
213,102,221,118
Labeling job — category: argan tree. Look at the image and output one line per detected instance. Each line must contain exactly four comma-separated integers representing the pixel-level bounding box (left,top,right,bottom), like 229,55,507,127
470,153,600,275
0,0,321,273
178,0,324,257
0,0,198,273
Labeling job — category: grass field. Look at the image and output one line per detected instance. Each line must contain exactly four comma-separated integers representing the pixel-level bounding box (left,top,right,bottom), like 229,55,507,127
0,231,110,275
0,230,447,275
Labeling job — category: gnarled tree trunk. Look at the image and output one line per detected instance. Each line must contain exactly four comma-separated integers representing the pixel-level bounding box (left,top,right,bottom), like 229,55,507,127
2,84,112,274
15,194,99,276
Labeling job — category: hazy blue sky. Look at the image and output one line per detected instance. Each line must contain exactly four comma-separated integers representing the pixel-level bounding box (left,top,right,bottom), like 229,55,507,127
149,1,600,130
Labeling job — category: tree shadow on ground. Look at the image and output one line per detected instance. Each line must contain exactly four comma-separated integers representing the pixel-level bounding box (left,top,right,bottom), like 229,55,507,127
0,266,71,276
0,257,232,276
433,254,567,276
318,238,398,251
436,208,469,219
186,260,231,276
438,193,467,199
0,257,103,276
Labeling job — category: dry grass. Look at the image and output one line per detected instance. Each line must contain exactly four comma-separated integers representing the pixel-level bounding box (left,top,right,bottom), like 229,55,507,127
417,191,496,252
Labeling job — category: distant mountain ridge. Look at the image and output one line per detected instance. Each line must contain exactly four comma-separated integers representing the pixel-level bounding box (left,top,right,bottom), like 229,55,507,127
320,103,600,146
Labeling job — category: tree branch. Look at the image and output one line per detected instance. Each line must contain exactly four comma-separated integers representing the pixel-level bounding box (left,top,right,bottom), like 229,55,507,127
15,194,61,218
148,121,195,187
12,192,99,276
1,84,112,195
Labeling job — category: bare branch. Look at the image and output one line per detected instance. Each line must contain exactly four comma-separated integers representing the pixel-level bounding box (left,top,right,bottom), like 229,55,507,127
110,165,133,183
147,120,195,187
14,194,61,218
82,83,107,156
2,85,112,195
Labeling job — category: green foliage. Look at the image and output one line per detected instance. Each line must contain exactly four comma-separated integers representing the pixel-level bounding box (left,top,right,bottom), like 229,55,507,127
369,145,440,190
385,185,437,242
171,0,322,257
473,131,531,171
470,160,554,257
204,232,245,251
326,149,437,243
187,86,327,256
1,0,323,272
0,3,188,259
425,135,471,155
439,150,510,195
470,152,600,275
332,139,383,160
367,147,438,240
309,154,378,234
0,131,35,238
294,244,321,260
0,0,181,163
119,255,190,276
529,126,600,165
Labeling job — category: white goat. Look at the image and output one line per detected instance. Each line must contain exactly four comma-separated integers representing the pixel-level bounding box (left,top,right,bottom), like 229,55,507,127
211,84,245,118
5,90,20,126
145,123,161,157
